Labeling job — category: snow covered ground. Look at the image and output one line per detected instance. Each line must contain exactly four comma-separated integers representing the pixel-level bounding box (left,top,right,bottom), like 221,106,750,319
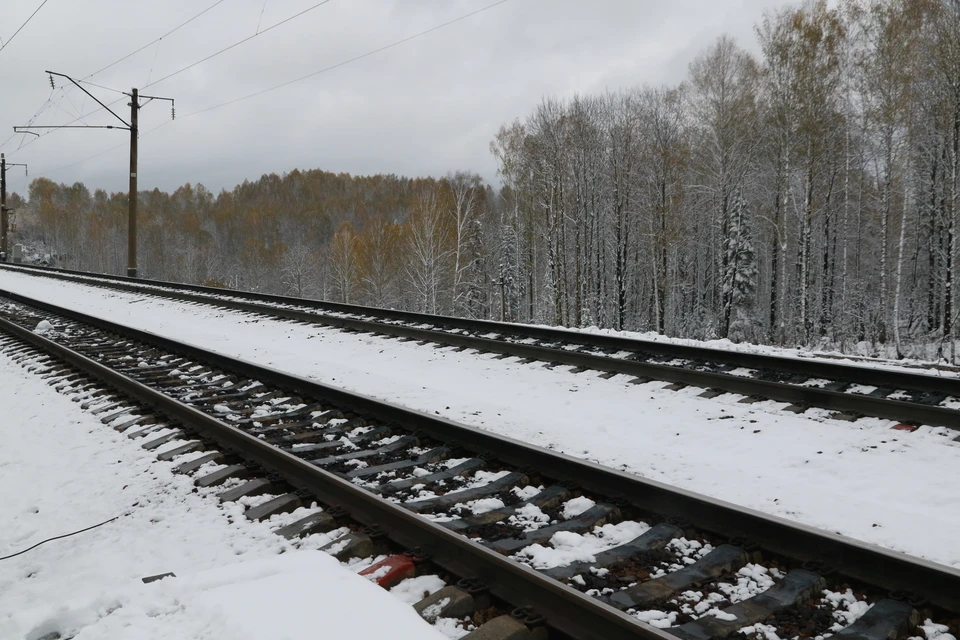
571,324,960,377
1,269,959,573
9,264,960,378
0,349,451,640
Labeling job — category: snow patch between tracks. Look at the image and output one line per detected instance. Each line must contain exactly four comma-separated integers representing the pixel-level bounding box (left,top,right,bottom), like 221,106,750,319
2,269,959,570
0,350,447,640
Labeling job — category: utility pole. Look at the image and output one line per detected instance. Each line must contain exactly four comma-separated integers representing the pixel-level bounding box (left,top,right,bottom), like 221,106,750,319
1,154,5,263
129,88,138,277
14,71,173,277
497,276,506,322
1,153,28,262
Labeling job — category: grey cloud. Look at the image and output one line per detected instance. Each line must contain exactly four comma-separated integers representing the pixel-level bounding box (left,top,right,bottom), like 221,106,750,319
0,0,796,195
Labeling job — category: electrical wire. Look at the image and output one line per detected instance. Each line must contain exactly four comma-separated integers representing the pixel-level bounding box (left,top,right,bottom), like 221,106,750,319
61,87,91,122
0,0,226,156
42,113,177,175
12,0,231,147
37,0,511,174
10,0,316,155
0,133,17,153
145,38,162,87
77,79,127,95
256,0,269,35
44,139,129,174
0,0,51,54
50,93,85,123
83,0,230,80
181,0,511,119
2,88,63,153
0,514,122,561
7,95,127,157
143,0,333,90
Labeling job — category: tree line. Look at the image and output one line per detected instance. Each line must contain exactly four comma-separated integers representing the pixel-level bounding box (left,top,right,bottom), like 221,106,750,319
9,0,960,360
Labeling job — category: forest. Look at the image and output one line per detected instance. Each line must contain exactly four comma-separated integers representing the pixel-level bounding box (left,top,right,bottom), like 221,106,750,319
7,0,960,360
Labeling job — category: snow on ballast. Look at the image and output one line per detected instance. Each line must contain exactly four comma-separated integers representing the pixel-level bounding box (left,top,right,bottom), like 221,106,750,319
3,264,960,435
0,292,958,640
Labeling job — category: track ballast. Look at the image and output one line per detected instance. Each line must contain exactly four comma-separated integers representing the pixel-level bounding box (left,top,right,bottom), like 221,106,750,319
0,290,957,640
2,263,960,435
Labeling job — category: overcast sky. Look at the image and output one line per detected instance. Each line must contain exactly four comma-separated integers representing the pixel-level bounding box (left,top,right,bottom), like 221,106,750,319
0,0,797,197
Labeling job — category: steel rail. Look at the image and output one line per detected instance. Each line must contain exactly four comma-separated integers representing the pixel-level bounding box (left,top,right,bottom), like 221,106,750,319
2,262,959,397
0,312,662,640
2,276,960,433
2,290,959,613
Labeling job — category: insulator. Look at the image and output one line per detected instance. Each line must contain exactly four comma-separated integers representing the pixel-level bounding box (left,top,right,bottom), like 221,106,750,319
171,106,176,121
48,74,55,90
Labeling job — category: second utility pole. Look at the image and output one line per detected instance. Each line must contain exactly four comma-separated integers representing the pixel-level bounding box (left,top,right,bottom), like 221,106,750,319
128,88,138,277
1,154,6,263
1,153,28,262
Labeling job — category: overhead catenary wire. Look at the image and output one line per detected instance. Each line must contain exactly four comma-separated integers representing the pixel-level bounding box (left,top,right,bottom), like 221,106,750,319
6,95,127,157
143,0,334,90
29,0,229,136
0,0,51,54
39,97,176,176
77,79,128,95
9,0,326,158
43,116,177,175
145,38,163,87
43,139,129,174
1,87,63,153
4,0,231,154
83,0,230,81
181,0,511,119
61,87,92,123
49,94,86,124
256,0,270,35
40,0,512,175
12,73,172,277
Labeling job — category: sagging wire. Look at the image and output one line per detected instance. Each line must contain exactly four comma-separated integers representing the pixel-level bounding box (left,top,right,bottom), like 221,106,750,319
5,85,62,153
83,0,228,81
61,88,90,125
0,0,51,54
76,79,127,95
143,0,332,90
256,0,269,35
180,0,511,120
0,512,129,561
145,38,162,87
8,2,221,159
8,91,127,157
29,0,511,173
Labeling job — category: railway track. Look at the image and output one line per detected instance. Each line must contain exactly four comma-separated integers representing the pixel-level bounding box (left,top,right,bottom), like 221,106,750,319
2,263,960,435
0,291,957,640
